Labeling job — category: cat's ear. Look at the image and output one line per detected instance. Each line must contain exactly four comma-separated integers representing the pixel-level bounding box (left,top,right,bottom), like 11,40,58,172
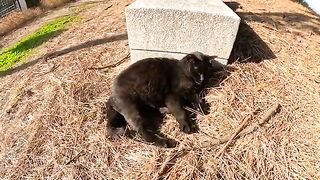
183,54,197,64
181,54,193,75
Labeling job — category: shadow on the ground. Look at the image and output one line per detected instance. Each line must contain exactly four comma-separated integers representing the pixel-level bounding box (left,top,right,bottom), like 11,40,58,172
243,11,320,34
225,1,319,63
0,32,128,77
225,2,276,63
229,20,276,63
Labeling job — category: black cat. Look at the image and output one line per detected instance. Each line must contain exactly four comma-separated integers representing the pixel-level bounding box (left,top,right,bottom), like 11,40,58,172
105,52,224,147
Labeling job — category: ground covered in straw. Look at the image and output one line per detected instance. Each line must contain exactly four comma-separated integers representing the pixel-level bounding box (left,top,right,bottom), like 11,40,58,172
0,0,319,179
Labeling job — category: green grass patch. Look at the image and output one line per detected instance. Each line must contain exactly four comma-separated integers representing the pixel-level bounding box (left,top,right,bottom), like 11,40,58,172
0,15,77,72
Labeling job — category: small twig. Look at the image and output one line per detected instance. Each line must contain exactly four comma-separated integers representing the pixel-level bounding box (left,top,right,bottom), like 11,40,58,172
188,104,282,151
40,63,60,76
198,104,204,114
258,103,281,125
157,150,179,177
66,150,84,165
199,129,218,140
235,124,259,138
214,108,260,159
88,53,130,70
156,144,188,178
104,4,113,10
233,104,280,138
240,56,252,63
154,104,281,178
184,106,204,117
262,24,279,32
213,104,281,158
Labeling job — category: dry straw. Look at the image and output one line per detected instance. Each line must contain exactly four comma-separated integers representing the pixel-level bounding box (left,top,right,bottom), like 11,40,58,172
0,0,320,179
40,0,75,8
0,8,42,37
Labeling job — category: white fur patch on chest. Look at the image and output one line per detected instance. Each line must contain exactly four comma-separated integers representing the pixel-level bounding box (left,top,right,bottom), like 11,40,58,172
200,74,204,82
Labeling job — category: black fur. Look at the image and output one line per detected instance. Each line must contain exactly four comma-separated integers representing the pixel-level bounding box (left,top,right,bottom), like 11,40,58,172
105,52,221,147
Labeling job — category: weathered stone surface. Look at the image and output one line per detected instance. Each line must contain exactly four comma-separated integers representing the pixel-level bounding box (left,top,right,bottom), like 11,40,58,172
125,0,240,62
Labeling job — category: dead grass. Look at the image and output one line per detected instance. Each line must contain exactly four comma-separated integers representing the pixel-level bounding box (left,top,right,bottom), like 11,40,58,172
0,8,42,37
40,0,76,8
0,0,320,179
0,0,76,40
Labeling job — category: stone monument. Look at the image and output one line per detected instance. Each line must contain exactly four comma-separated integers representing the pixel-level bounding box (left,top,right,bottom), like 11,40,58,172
125,0,240,65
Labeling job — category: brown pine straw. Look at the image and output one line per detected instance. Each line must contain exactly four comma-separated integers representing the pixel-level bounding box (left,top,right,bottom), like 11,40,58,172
1,0,320,179
214,104,280,159
156,104,280,178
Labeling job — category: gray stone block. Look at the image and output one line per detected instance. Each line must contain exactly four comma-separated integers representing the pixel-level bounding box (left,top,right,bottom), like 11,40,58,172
125,0,240,61
130,49,228,65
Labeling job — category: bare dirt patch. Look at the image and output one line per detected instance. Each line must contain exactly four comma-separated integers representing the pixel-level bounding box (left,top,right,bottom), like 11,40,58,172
0,0,319,179
0,8,42,38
